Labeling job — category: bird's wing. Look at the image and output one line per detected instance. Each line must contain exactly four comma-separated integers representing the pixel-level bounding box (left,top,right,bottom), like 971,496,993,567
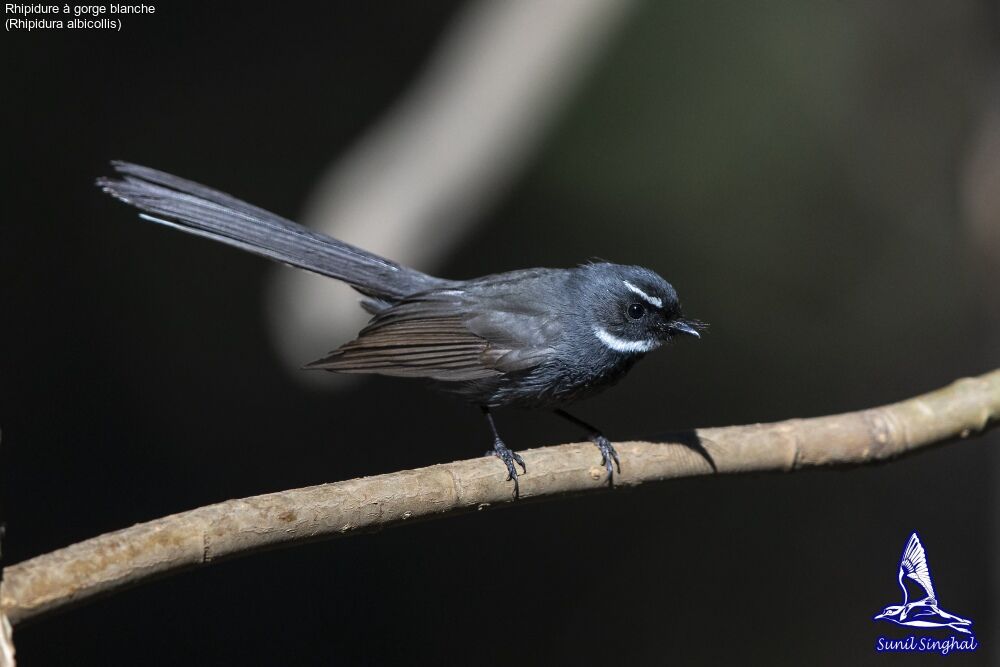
305,291,553,381
900,533,937,600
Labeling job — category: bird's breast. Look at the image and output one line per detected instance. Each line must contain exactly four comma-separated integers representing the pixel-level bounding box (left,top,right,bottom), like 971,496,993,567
452,348,643,409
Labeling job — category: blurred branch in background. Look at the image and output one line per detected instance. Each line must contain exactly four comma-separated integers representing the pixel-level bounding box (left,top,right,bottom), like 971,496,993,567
266,0,637,375
3,369,997,630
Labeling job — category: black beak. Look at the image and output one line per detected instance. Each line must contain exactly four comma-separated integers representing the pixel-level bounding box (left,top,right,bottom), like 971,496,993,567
669,319,702,338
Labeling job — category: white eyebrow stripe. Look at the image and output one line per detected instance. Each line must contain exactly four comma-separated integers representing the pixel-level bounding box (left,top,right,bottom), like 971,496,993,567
592,326,661,354
622,280,662,308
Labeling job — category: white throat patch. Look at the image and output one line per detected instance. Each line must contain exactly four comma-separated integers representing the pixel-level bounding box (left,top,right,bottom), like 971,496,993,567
622,280,662,308
592,326,660,354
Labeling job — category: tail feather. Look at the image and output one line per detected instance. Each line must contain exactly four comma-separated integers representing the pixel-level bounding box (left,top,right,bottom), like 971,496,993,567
97,162,448,300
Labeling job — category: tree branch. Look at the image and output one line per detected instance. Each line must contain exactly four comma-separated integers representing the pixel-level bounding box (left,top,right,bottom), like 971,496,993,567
0,611,13,667
3,370,998,626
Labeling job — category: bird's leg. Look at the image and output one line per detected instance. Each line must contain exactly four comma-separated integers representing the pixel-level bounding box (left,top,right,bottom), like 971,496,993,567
553,409,620,481
481,407,526,498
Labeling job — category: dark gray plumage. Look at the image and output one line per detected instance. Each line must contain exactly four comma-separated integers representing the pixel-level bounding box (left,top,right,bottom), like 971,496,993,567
98,162,703,496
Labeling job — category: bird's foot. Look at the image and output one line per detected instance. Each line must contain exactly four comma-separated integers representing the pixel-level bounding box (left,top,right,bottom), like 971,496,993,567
592,435,620,482
551,409,620,483
490,439,526,498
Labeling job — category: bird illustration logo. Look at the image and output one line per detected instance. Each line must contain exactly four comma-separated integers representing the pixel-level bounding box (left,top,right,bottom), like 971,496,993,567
874,532,972,635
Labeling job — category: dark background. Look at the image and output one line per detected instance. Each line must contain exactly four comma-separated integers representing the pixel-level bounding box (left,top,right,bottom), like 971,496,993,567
3,1,999,665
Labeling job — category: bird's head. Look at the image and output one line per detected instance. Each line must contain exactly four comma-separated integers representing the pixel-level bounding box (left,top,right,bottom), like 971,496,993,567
874,605,904,620
582,263,704,355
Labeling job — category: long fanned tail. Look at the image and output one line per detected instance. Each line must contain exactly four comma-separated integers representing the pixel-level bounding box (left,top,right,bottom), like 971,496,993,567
97,161,448,300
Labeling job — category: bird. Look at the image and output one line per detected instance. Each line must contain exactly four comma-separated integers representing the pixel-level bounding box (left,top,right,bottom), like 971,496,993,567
97,161,703,497
874,532,973,634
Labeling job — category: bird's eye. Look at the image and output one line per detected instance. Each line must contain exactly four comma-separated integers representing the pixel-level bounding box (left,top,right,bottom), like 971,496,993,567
627,303,646,319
